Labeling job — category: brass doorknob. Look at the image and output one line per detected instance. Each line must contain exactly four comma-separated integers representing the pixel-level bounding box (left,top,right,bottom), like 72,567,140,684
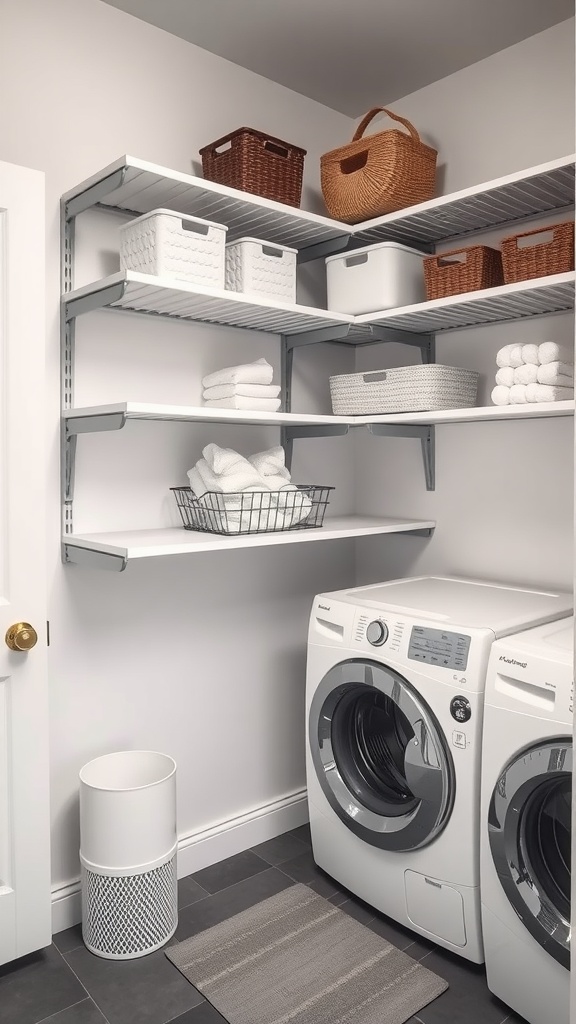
5,623,38,652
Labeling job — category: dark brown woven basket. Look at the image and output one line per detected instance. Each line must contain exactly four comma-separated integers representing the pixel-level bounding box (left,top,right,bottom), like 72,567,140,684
321,107,437,223
424,246,504,300
200,128,306,208
501,221,575,284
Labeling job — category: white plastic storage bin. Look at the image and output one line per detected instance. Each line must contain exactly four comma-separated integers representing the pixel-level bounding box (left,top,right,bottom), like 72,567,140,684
119,209,227,287
225,236,297,303
330,364,479,415
79,750,177,960
325,241,425,314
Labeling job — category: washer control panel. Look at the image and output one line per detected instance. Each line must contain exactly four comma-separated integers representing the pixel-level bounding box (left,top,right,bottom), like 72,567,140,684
408,626,471,670
450,696,472,723
366,619,389,647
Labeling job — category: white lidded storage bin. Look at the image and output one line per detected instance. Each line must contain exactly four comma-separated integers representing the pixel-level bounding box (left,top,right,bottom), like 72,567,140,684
79,750,177,960
225,236,298,303
120,208,227,287
326,241,425,314
330,364,479,415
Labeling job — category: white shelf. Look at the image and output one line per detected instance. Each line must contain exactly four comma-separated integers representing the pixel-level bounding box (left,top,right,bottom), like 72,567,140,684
64,271,354,337
63,517,435,571
62,153,575,255
356,273,575,334
358,401,575,426
64,402,351,430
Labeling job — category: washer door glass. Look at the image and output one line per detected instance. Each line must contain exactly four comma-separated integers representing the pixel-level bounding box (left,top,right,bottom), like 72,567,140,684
309,659,455,852
489,739,572,969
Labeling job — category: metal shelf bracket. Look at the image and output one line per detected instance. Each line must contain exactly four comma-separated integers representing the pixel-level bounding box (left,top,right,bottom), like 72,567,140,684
368,327,435,362
368,423,436,491
63,544,127,572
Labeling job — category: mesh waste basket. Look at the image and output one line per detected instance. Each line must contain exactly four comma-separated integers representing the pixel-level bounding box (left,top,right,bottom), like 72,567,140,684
79,751,177,960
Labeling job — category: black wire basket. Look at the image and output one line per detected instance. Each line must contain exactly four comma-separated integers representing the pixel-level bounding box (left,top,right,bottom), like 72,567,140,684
171,485,334,535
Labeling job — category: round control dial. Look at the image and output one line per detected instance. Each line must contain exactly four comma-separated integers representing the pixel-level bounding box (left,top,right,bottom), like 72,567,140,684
366,620,389,646
450,696,471,723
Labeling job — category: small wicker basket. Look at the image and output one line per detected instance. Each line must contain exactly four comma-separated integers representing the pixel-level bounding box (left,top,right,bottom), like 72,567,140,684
330,365,479,415
200,128,306,208
321,107,437,223
424,246,504,300
501,221,575,284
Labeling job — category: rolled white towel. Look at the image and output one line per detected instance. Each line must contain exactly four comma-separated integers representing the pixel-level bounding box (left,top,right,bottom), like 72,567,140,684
513,364,538,385
198,445,269,492
249,446,291,484
202,357,273,389
202,383,281,400
203,396,282,412
508,345,525,368
521,344,540,365
495,367,515,387
274,487,312,529
536,361,574,386
496,345,515,368
538,342,573,365
525,383,575,403
491,385,511,406
510,384,528,404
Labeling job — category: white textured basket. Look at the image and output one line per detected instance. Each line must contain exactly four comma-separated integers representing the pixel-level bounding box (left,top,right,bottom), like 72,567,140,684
225,236,297,303
79,750,178,960
325,241,425,315
120,209,227,287
330,364,479,415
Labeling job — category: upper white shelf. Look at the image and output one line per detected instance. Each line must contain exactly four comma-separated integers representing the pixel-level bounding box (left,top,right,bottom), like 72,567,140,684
62,153,575,257
64,402,351,430
358,401,575,425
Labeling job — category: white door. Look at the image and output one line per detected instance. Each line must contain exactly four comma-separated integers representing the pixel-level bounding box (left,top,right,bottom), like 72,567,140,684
0,160,50,963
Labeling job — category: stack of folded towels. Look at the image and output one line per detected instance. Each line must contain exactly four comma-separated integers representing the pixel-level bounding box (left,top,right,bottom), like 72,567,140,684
492,342,574,406
202,358,281,412
187,443,312,534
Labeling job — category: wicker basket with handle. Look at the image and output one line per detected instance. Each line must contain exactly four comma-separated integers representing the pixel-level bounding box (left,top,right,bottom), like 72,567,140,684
424,246,504,300
200,128,306,208
500,221,575,284
321,107,437,223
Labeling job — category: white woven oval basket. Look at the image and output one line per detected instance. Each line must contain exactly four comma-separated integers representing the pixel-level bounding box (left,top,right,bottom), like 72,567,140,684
330,364,479,415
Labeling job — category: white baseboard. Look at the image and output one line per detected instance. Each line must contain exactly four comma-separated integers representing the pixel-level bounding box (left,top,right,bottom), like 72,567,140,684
51,788,309,936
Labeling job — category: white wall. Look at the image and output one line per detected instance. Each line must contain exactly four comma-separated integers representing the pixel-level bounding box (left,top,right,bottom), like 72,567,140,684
354,20,575,593
0,0,359,909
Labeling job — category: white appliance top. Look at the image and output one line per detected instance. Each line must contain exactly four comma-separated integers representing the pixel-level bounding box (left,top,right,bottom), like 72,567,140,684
494,616,574,662
319,576,573,638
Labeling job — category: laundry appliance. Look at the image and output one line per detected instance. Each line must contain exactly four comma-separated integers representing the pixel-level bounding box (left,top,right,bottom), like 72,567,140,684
481,616,573,1024
306,576,572,963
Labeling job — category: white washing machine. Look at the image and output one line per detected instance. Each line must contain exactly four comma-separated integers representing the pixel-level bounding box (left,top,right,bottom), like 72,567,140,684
480,616,573,1024
306,576,572,964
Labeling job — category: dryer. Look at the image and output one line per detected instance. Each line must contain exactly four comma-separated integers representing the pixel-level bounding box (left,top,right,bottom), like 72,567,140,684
306,576,572,963
481,616,573,1024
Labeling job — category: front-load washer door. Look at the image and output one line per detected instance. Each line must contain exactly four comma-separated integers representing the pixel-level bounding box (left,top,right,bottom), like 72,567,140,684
489,738,572,969
309,659,455,852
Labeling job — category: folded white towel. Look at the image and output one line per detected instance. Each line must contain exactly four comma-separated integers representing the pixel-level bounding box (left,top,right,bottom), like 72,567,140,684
510,384,528,404
249,446,291,485
496,345,515,368
525,383,575,403
274,488,312,528
495,367,514,387
197,444,269,492
538,342,573,365
202,357,273,390
521,344,540,365
491,385,511,406
536,361,574,386
508,345,525,368
204,397,282,412
513,364,538,385
202,383,281,400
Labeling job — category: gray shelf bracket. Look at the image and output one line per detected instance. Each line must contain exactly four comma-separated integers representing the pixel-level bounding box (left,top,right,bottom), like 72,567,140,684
281,424,349,473
64,166,129,221
368,423,435,491
63,544,128,572
368,327,435,363
65,280,128,321
402,527,435,538
284,324,353,350
297,234,352,265
66,412,128,435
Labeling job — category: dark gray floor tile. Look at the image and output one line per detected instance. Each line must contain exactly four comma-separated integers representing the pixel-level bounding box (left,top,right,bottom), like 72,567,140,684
63,945,203,1024
307,875,345,899
0,945,87,1024
173,867,294,943
288,823,311,846
38,998,108,1023
416,947,510,1024
166,1002,227,1023
364,912,436,960
250,832,309,866
502,1014,528,1024
177,876,209,911
191,850,267,895
327,889,349,906
278,849,342,899
338,895,376,926
53,926,84,955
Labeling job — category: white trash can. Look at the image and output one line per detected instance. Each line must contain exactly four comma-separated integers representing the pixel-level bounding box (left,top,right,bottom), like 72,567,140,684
79,750,177,960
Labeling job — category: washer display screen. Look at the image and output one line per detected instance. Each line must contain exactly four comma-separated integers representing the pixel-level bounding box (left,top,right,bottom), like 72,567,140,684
408,626,471,670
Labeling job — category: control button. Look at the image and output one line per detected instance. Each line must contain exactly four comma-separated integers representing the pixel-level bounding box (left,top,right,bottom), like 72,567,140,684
452,730,467,749
366,619,389,646
450,695,472,723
